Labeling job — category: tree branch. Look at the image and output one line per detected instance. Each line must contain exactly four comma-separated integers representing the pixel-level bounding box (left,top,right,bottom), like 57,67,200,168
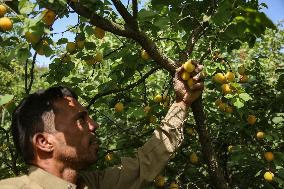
69,3,177,73
69,3,135,38
132,0,138,20
87,66,160,109
186,24,205,54
4,1,20,14
191,97,228,189
133,31,178,73
111,0,138,29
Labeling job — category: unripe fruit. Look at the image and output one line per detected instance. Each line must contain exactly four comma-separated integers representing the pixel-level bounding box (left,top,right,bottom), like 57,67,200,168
66,42,77,53
169,182,179,189
94,52,103,62
162,95,170,102
240,74,249,83
114,102,124,112
42,9,56,26
61,54,71,63
144,105,151,113
141,49,150,60
105,153,113,161
225,106,233,113
85,57,96,65
238,65,245,75
154,94,162,103
213,73,226,84
149,115,157,123
215,99,222,106
225,71,235,82
35,40,48,55
186,128,195,135
187,78,195,88
76,40,85,49
94,26,105,39
264,152,274,162
181,71,190,80
227,145,233,153
218,102,227,112
189,152,198,164
221,84,232,94
0,17,13,31
247,115,256,125
25,32,41,43
0,4,7,17
36,48,45,55
264,171,274,182
256,131,265,140
183,60,195,73
155,175,165,187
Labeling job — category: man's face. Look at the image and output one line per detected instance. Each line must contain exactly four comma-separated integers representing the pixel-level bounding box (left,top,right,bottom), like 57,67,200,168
50,96,99,169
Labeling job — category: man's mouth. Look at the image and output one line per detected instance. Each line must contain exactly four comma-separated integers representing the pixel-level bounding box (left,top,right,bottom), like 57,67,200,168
89,135,99,147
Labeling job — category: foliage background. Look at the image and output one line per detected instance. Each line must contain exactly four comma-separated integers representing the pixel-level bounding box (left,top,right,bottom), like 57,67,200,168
0,0,284,188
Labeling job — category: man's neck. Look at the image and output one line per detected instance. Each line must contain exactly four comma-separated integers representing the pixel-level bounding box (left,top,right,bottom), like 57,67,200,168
34,160,79,184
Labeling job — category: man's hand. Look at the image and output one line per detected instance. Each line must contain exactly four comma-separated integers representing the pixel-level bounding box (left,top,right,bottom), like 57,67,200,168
174,60,204,108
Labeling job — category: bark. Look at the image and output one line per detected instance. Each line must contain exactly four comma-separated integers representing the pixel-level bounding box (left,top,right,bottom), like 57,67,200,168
191,97,229,189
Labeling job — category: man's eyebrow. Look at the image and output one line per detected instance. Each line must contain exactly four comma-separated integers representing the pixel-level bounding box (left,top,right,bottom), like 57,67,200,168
73,110,88,120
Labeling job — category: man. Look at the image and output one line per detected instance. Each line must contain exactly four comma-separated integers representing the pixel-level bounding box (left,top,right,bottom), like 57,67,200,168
0,65,204,189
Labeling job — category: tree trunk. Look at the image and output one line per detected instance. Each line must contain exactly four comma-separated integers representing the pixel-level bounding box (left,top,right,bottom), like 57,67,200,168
191,97,229,189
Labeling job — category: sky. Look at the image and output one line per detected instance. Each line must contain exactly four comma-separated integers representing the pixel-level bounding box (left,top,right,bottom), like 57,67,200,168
36,0,284,67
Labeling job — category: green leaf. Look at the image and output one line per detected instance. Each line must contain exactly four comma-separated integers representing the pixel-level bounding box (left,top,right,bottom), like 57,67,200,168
0,95,14,106
138,9,157,19
233,98,244,108
224,94,234,99
239,93,252,101
260,3,268,9
276,74,284,90
272,117,284,124
17,48,31,62
57,38,68,45
19,0,35,14
153,17,169,29
211,0,233,26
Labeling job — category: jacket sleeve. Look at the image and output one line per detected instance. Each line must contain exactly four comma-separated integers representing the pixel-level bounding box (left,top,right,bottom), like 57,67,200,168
81,104,188,189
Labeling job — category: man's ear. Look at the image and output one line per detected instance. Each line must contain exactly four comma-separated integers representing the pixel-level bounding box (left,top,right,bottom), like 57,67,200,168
33,133,54,153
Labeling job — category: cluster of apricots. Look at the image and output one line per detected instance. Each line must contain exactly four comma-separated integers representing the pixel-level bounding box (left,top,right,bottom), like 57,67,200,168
0,4,13,31
212,65,252,116
154,175,179,189
22,7,106,60
180,60,197,88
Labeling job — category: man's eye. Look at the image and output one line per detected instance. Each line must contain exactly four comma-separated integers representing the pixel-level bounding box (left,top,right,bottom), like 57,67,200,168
78,117,87,126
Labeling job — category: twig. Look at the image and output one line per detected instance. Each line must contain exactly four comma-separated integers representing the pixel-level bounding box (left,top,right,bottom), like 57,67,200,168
87,66,161,109
24,54,29,94
104,44,126,58
156,37,181,52
25,52,37,95
51,24,80,35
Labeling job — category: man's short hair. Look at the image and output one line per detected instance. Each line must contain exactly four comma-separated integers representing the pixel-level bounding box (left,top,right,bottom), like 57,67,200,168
11,86,78,163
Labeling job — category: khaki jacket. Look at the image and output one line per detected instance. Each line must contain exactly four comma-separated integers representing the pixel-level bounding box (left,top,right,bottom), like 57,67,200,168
0,105,186,189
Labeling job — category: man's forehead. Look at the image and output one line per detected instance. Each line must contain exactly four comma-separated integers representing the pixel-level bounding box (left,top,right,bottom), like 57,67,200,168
54,96,85,112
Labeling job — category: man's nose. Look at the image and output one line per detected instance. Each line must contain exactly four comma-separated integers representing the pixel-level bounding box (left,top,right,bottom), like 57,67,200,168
88,117,99,132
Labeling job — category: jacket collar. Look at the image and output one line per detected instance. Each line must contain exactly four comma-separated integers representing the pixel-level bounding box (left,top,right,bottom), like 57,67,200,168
28,166,77,189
